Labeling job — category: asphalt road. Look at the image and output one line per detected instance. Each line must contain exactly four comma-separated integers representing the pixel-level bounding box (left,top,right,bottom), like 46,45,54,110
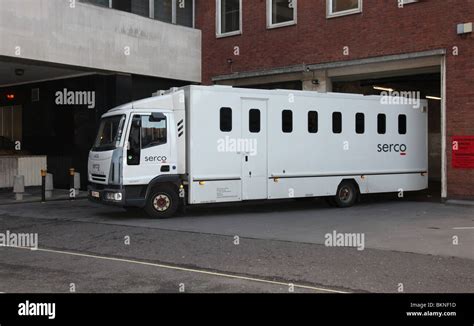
0,197,473,293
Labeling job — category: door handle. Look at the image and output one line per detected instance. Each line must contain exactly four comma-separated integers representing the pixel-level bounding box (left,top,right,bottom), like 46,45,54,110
245,156,248,162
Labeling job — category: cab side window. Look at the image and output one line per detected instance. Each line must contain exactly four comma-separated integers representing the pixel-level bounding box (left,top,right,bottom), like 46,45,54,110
141,116,167,149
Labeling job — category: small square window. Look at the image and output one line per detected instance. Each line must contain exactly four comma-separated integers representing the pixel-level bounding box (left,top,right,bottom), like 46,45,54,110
378,114,386,135
249,109,261,133
399,114,407,135
333,112,342,134
327,0,362,18
355,113,365,134
220,107,233,132
282,110,293,133
267,0,297,28
308,111,318,133
217,0,242,37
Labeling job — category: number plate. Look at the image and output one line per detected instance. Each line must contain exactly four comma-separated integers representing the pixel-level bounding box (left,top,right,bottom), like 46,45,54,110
91,191,100,198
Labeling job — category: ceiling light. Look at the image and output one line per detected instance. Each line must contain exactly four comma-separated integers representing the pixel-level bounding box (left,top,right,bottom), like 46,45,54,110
373,86,394,92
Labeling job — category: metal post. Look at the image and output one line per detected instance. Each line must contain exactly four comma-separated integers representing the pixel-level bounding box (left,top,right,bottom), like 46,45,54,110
69,168,75,200
41,169,47,203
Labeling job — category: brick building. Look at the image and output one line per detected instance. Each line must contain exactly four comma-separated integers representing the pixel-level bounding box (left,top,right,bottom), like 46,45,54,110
196,0,474,201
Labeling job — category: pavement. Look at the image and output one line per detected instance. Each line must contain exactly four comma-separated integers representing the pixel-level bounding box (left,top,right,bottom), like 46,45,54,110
0,196,473,293
0,187,87,205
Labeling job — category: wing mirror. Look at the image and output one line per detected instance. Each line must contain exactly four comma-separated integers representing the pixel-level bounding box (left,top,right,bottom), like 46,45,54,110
150,112,166,122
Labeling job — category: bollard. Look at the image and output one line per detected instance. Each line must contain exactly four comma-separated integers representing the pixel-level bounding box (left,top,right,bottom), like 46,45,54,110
69,168,75,200
41,169,47,203
45,173,54,199
13,175,25,201
74,172,81,196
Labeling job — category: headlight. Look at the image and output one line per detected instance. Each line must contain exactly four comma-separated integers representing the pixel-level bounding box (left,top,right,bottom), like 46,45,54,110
105,192,123,202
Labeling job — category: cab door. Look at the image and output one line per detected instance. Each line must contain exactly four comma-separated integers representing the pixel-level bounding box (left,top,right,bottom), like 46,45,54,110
123,113,174,186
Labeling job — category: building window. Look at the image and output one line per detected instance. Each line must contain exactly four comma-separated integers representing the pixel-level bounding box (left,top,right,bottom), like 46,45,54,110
216,0,242,37
176,0,194,27
249,109,261,133
355,113,365,134
308,111,318,133
80,0,110,7
112,0,131,13
327,0,362,18
401,0,418,5
80,1,195,28
399,115,407,135
267,0,297,29
333,112,342,134
154,0,173,23
282,110,293,133
377,114,386,135
154,0,194,27
220,107,233,132
132,0,150,18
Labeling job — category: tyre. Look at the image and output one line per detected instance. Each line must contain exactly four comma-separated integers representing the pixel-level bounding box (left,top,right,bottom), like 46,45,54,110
144,185,179,219
333,181,358,208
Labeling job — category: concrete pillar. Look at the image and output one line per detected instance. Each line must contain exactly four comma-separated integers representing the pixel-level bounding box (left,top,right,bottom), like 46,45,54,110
74,173,81,196
13,175,25,201
45,173,54,199
302,70,333,93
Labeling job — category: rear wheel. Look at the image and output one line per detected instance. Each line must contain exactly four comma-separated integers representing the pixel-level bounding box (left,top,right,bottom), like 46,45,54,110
144,185,179,219
333,181,358,208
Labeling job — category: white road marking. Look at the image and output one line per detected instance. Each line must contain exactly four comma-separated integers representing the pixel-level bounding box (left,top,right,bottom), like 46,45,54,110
8,246,348,294
452,227,474,230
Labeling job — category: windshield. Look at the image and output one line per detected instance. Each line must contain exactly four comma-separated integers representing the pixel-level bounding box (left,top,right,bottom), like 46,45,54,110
92,115,126,152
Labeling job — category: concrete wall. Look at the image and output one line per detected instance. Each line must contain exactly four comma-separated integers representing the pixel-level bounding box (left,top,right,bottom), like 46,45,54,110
0,156,46,188
0,0,201,82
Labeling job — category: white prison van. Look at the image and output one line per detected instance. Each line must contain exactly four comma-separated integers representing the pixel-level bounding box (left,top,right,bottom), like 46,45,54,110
88,86,428,218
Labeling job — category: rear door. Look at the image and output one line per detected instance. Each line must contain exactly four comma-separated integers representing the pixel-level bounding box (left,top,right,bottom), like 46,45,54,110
241,99,268,200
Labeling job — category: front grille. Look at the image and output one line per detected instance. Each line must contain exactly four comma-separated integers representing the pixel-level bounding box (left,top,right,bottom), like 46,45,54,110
91,174,107,182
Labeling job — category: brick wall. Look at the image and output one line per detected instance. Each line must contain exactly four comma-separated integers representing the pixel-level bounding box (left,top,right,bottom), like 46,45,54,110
196,0,474,199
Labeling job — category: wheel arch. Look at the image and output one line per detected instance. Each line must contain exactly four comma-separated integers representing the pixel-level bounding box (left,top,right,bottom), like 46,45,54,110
145,175,181,199
338,178,361,200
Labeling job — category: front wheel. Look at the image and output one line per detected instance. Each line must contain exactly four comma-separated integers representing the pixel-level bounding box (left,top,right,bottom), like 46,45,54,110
333,181,358,208
144,186,179,219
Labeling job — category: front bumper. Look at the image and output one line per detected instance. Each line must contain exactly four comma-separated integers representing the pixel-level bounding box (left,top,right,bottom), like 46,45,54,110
88,183,147,208
88,184,125,207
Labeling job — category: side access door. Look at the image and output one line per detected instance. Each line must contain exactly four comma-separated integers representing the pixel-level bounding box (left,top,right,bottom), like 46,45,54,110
241,99,268,200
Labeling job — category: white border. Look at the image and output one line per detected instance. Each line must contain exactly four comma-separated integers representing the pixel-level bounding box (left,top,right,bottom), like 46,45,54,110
327,0,362,18
267,0,297,29
216,0,243,38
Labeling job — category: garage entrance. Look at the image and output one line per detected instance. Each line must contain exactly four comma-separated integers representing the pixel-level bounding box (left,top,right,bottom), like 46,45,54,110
0,57,189,191
332,72,442,200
